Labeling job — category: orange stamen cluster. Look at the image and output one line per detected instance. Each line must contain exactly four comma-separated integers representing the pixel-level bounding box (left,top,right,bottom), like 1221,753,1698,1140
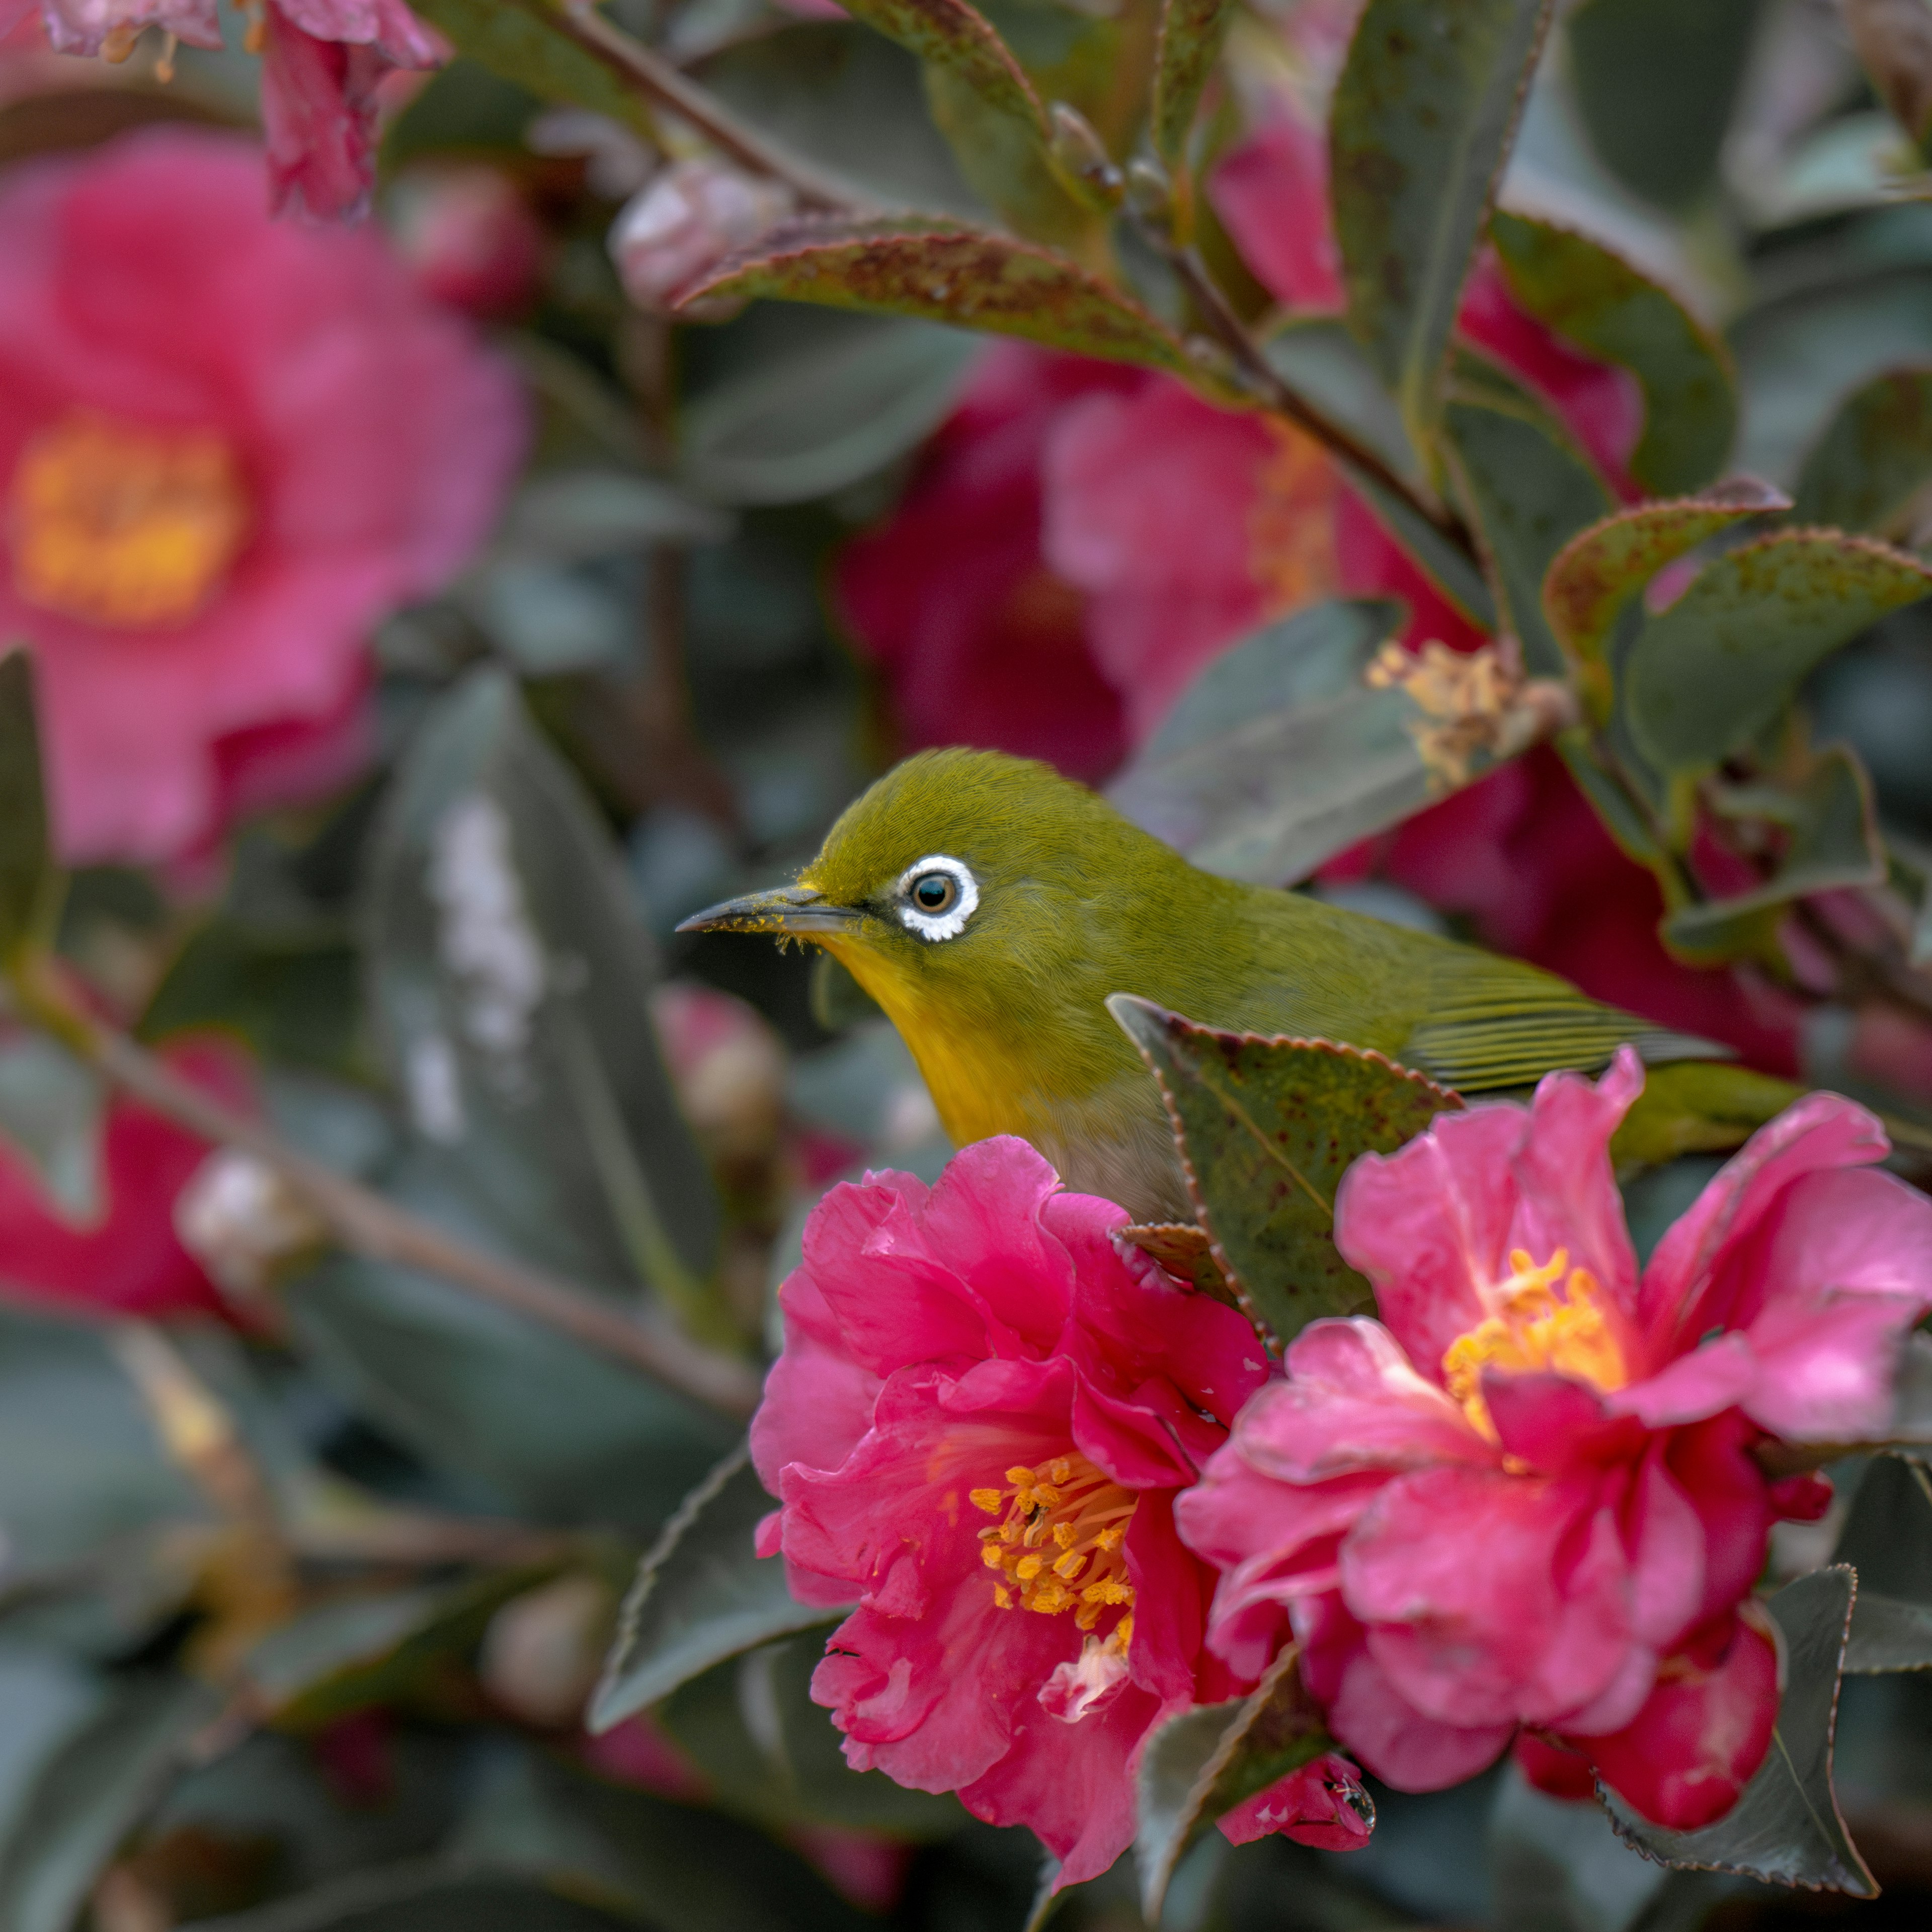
9,412,249,629
971,1453,1137,1635
1441,1247,1627,1442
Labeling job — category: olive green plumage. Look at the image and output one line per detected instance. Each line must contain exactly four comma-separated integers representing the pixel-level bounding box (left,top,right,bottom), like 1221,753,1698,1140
683,747,1790,1221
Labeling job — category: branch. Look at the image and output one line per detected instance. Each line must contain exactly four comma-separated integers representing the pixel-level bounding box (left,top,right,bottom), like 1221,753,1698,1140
536,0,864,212
12,966,762,1420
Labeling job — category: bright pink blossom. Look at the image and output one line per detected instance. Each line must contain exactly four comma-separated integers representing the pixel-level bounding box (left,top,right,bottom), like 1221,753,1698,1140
752,1137,1295,1883
0,127,523,866
0,1034,256,1322
1178,1050,1932,1829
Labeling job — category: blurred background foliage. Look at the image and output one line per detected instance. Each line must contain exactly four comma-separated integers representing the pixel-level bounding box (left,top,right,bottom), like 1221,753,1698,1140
8,0,1932,1926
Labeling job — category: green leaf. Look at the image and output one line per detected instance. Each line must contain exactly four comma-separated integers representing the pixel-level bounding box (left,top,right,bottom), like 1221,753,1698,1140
658,1632,964,1836
695,22,986,214
1442,356,1615,678
0,651,56,964
1661,746,1886,962
1151,0,1236,169
680,316,981,505
681,219,1224,389
1110,599,1521,886
495,472,733,562
1106,999,1461,1349
245,1568,558,1728
1604,1567,1874,1895
1791,367,1932,536
1488,210,1737,496
1567,0,1765,211
1114,1222,1238,1304
829,0,1047,139
1833,1453,1932,1672
591,1445,846,1732
367,668,721,1316
1262,317,1427,490
0,1032,103,1219
406,0,657,140
0,1673,219,1932
1134,1645,1339,1922
184,1864,648,1930
1329,0,1554,452
1540,481,1794,724
1624,531,1932,774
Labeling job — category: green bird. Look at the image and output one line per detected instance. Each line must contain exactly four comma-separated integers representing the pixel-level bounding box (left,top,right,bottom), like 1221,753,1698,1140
680,747,1803,1223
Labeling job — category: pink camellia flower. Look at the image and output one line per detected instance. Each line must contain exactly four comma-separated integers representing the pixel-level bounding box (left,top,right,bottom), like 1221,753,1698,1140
0,1034,258,1322
0,126,523,866
752,1136,1372,1882
35,0,443,218
1178,1049,1932,1830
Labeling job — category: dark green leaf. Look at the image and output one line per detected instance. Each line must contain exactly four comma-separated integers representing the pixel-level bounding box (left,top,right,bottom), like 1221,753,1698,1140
1567,0,1765,211
1135,1645,1337,1922
829,0,1047,138
1490,1760,1687,1932
406,0,657,140
923,67,1095,251
1834,1453,1932,1672
658,1632,964,1836
1262,316,1426,490
591,1445,846,1731
680,316,980,505
1106,999,1461,1349
1110,600,1520,886
1604,1567,1875,1896
681,219,1224,389
1488,210,1737,496
0,651,55,964
190,1864,645,1931
367,668,721,1314
1341,462,1499,629
1330,0,1554,449
1442,357,1615,678
1151,0,1236,169
1624,531,1932,773
1791,367,1932,535
695,22,985,214
451,1745,879,1932
0,1033,103,1219
1540,481,1794,724
1661,746,1886,961
290,1217,737,1535
495,472,733,561
0,1673,218,1932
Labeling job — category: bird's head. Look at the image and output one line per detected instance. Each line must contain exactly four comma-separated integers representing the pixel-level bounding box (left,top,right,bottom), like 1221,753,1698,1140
677,748,1188,1057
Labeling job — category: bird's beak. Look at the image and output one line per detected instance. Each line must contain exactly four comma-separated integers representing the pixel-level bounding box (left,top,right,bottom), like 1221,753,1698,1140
675,883,864,937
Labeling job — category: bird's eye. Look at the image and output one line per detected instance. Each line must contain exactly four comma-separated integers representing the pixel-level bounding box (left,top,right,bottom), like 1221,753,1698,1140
894,855,978,941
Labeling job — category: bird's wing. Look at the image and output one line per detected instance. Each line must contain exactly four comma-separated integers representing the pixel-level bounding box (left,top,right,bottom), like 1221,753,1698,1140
1400,955,1729,1094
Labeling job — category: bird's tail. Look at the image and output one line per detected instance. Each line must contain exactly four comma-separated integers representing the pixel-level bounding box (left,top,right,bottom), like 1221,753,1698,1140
1612,1060,1932,1170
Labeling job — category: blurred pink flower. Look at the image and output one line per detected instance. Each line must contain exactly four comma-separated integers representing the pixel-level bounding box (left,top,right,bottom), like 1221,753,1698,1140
1179,1050,1932,1830
35,0,442,218
0,126,523,866
751,1137,1283,1884
0,1033,255,1322
388,163,546,317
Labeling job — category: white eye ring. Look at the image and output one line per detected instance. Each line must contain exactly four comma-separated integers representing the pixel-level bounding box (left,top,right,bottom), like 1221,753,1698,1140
895,854,979,942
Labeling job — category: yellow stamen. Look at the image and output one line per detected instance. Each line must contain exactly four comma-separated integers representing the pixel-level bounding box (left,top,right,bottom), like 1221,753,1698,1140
9,412,249,629
1441,1247,1628,1441
974,1447,1137,1636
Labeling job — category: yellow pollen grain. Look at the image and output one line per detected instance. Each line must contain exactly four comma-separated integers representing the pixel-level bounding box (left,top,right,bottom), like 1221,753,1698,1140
974,1447,1138,1638
9,412,249,629
1441,1248,1628,1441
969,1489,1004,1515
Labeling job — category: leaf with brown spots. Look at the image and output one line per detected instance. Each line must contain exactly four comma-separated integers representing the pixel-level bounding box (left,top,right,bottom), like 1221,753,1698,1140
1793,368,1932,537
1539,481,1790,724
829,0,1048,139
679,218,1225,388
1107,997,1461,1351
1151,0,1238,169
1115,1221,1238,1305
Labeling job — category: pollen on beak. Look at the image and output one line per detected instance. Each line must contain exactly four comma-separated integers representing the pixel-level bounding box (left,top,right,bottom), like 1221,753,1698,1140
675,884,863,937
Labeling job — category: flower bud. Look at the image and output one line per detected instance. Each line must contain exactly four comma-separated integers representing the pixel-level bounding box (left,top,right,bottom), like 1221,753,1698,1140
1123,155,1176,244
651,981,787,1169
1048,101,1124,213
478,1572,615,1728
1845,0,1932,146
173,1148,325,1300
608,160,792,317
387,164,547,319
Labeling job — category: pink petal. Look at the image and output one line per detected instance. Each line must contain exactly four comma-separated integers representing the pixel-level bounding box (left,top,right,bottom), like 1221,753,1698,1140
1484,1371,1644,1471
1218,1754,1372,1850
1327,1640,1514,1791
1574,1616,1779,1830
1640,1093,1888,1356
1664,1413,1774,1630
1740,1283,1926,1444
750,1269,881,1497
1242,1320,1496,1480
1120,1492,1210,1710
1610,1333,1757,1428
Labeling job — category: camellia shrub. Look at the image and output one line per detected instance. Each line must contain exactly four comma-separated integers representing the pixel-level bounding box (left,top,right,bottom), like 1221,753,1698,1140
5,1,1932,1929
